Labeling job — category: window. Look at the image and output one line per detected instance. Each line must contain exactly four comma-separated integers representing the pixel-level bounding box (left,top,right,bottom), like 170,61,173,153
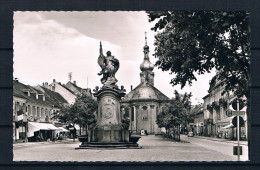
16,102,20,112
142,107,148,121
32,106,36,116
41,108,44,117
217,111,220,120
131,107,134,121
37,107,40,117
125,107,129,117
150,105,154,109
28,105,31,115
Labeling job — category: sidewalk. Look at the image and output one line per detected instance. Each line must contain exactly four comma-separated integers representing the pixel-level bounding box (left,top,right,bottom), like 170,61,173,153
13,138,79,147
192,135,248,146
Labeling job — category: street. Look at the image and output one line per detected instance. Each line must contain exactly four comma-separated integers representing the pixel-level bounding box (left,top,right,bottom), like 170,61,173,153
13,135,248,162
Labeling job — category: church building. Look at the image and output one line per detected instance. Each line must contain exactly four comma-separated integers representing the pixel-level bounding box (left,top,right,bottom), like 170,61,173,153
121,35,171,135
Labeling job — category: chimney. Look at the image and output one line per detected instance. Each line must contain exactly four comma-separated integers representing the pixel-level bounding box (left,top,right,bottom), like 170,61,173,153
73,81,76,85
52,84,55,91
53,79,56,83
131,85,133,91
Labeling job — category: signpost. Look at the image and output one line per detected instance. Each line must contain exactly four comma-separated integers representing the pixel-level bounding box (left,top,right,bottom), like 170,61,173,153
231,99,245,161
232,111,245,116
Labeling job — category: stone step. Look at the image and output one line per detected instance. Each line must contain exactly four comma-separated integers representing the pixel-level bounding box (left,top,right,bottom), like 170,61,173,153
81,142,135,145
79,144,139,147
75,146,142,149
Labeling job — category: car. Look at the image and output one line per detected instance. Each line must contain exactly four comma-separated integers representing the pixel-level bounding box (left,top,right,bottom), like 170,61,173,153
188,132,194,137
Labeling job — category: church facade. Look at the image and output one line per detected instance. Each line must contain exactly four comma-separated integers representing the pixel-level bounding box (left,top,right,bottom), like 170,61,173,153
121,38,171,135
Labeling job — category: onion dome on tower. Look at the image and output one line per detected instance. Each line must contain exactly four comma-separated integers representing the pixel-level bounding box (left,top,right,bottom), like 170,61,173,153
140,32,154,72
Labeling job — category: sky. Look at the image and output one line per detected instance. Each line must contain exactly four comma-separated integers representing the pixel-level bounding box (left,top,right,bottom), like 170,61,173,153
13,11,215,104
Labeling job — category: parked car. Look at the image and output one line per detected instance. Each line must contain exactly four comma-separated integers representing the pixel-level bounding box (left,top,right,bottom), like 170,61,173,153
188,132,194,137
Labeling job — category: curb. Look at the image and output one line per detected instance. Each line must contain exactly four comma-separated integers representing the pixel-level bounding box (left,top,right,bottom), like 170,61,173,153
193,136,248,146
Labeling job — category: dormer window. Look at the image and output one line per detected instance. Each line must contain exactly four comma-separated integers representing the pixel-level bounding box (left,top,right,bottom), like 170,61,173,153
38,94,45,101
30,92,37,98
23,89,30,97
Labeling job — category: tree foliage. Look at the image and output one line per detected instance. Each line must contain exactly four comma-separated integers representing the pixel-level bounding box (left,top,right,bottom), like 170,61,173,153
53,94,98,130
156,90,192,130
147,11,250,100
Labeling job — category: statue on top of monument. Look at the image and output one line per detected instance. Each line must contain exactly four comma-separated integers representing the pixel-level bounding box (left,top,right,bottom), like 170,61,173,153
98,42,119,89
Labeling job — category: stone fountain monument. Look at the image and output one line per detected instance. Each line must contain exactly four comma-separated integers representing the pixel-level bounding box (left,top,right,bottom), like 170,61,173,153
76,42,141,149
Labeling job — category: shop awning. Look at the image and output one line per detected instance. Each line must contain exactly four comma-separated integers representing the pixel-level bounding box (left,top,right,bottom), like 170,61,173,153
56,127,69,133
28,122,59,137
221,123,234,129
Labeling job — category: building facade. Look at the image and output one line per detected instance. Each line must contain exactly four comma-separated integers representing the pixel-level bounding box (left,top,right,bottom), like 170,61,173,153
121,38,171,135
42,79,77,104
191,104,204,136
13,80,69,142
202,74,247,139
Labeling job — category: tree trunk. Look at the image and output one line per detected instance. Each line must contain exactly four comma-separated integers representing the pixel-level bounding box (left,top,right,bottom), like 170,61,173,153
178,124,180,142
80,125,82,135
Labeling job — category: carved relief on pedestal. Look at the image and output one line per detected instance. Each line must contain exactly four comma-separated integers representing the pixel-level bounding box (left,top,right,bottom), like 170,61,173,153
101,97,116,119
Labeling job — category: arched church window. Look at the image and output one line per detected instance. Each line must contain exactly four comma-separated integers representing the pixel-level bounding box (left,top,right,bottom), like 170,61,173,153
142,105,148,121
125,107,130,117
131,107,134,121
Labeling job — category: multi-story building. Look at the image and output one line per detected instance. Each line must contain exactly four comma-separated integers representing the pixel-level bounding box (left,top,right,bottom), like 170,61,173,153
42,79,77,104
202,73,247,139
65,81,92,97
13,79,69,142
192,104,204,136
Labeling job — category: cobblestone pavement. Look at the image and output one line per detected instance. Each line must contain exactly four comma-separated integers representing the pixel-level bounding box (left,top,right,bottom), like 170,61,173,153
14,135,239,162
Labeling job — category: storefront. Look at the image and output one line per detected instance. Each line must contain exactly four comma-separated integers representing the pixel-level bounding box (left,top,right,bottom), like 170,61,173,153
56,127,69,139
216,115,247,140
28,122,59,142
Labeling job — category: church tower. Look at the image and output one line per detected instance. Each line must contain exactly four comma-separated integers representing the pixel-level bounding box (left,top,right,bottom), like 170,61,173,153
140,32,154,86
121,32,171,135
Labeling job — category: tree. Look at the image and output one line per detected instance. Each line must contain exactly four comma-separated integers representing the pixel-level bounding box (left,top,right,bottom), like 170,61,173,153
156,90,192,139
147,11,250,100
53,94,98,134
148,11,251,157
72,94,98,131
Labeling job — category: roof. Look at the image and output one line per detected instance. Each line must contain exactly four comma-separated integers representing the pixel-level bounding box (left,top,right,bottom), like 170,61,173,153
122,83,170,102
59,83,76,95
13,80,52,106
65,81,82,95
191,104,204,115
39,86,68,106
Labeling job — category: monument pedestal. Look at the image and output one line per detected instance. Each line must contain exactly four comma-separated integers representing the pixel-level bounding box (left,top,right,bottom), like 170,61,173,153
77,88,141,149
